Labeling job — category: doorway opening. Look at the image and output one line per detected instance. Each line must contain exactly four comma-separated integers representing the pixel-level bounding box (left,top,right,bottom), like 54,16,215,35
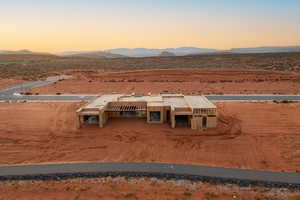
83,115,99,125
120,111,140,118
202,116,207,128
166,110,170,123
175,115,189,127
150,111,161,122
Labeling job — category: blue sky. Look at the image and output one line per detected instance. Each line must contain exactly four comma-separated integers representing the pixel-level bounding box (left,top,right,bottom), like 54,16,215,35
0,0,299,51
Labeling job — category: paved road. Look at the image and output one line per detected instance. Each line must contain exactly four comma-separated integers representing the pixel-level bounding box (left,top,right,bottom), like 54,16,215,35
1,80,300,188
0,77,300,101
0,75,70,97
0,162,299,189
206,94,300,102
0,94,97,102
1,94,300,102
2,90,300,103
0,76,97,102
0,80,55,97
1,78,300,102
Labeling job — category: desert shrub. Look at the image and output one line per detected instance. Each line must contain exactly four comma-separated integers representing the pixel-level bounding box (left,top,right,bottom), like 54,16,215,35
273,100,295,104
1,52,300,79
123,193,136,198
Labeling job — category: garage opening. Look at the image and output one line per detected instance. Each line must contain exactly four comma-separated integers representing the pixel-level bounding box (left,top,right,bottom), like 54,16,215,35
166,110,170,123
83,115,99,125
175,115,189,127
150,111,161,122
120,111,139,118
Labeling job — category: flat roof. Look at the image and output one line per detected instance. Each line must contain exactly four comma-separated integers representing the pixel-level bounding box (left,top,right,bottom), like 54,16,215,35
119,95,162,102
82,94,215,110
185,95,216,109
163,96,189,108
84,94,120,109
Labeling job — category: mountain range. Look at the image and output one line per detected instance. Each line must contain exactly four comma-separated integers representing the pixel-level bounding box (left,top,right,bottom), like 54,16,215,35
0,49,54,56
228,46,300,54
105,47,218,57
0,49,42,55
1,46,300,58
58,50,124,58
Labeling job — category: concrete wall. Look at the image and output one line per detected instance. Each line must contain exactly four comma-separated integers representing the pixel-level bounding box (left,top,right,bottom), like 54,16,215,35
99,111,106,128
207,116,217,128
191,116,202,130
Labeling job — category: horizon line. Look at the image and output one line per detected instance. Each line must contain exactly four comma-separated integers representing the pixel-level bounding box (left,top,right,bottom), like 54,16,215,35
2,44,300,54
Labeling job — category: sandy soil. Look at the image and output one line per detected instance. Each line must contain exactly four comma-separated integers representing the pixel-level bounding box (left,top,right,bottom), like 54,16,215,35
0,78,25,89
26,69,300,94
0,177,299,200
0,101,299,172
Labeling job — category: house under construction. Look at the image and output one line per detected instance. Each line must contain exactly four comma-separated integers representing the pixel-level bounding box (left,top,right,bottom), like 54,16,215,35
76,94,217,130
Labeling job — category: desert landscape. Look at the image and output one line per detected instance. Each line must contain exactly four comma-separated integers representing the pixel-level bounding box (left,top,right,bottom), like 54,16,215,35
2,0,300,198
1,53,300,95
1,52,300,79
0,101,299,172
1,52,300,199
25,68,300,95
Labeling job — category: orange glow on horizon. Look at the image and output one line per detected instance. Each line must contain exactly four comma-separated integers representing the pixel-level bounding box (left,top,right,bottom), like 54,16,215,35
1,1,299,52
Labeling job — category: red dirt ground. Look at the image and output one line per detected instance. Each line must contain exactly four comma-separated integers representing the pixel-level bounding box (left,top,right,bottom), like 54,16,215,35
26,69,300,94
0,102,299,172
0,177,299,200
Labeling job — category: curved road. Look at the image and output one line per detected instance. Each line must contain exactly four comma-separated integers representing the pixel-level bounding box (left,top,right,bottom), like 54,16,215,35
0,162,299,189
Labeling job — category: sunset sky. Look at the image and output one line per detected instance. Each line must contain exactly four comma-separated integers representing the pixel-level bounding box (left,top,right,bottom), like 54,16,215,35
1,0,299,52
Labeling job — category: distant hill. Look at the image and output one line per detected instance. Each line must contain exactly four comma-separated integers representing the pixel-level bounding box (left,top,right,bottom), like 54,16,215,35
159,51,176,57
106,47,218,57
0,49,34,54
0,49,51,55
2,46,300,58
165,47,218,56
58,51,124,58
228,46,300,54
106,48,161,57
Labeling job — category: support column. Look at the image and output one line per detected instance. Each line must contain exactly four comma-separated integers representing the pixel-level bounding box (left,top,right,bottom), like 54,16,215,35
99,112,103,128
80,115,84,124
147,110,150,123
160,108,164,124
77,114,82,129
171,114,176,128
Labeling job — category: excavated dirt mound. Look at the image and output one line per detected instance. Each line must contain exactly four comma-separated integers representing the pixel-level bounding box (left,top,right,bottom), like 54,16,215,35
0,177,299,200
26,68,300,94
0,102,299,172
